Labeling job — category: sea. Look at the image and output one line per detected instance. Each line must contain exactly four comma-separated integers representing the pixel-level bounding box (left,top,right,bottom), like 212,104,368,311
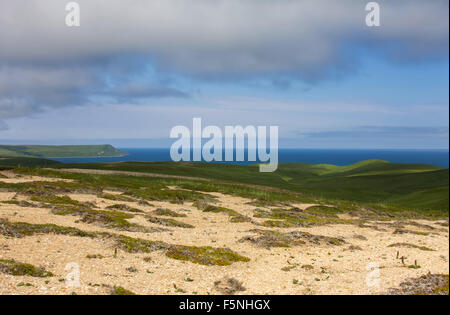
51,148,449,168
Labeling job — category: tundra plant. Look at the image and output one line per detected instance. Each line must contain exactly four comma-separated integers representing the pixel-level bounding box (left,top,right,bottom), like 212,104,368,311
170,118,278,172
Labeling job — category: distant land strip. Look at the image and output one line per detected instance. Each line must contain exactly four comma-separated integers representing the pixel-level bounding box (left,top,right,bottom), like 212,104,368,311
0,144,127,158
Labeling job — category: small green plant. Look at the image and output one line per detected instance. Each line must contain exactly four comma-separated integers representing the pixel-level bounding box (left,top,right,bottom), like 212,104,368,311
126,266,138,273
17,282,33,287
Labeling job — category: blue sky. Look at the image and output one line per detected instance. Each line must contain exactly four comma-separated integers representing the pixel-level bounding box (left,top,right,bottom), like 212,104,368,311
0,0,448,149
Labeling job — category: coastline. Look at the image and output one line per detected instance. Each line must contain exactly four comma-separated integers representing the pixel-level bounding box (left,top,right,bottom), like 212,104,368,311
49,148,449,168
46,153,129,159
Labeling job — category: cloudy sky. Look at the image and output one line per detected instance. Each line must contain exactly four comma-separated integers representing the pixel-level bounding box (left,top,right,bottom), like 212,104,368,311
0,0,448,149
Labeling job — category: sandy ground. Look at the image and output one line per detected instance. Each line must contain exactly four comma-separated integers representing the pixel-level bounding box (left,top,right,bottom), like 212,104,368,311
0,170,74,184
0,172,448,295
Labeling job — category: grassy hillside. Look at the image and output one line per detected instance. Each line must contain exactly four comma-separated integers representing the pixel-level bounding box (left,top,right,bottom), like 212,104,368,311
0,144,127,158
0,157,61,167
54,159,449,212
0,147,25,157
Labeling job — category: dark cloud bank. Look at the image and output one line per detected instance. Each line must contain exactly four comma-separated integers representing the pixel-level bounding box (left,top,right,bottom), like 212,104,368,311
0,0,448,130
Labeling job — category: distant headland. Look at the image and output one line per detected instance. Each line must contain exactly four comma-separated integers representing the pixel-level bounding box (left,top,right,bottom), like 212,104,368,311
0,144,128,158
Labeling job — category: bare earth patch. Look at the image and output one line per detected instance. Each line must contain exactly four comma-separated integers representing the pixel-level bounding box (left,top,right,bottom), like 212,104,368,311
0,171,74,184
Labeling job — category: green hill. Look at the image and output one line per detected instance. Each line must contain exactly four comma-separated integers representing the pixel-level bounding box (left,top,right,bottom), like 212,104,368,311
0,144,127,158
0,157,61,168
2,156,447,214
54,159,449,212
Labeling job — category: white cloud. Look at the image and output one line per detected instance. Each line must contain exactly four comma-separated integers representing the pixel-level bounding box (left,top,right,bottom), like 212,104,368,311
0,0,447,79
0,0,448,126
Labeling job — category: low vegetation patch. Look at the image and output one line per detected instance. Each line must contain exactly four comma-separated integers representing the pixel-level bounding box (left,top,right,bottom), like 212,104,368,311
0,219,97,238
192,200,215,210
353,234,368,241
229,215,252,223
147,216,193,228
301,264,314,271
386,274,449,295
116,235,249,266
166,246,250,266
30,195,94,208
393,228,430,236
126,186,209,205
240,229,345,249
245,199,285,207
30,195,98,217
99,193,135,202
179,181,303,207
106,204,143,213
214,277,246,294
86,254,104,259
0,259,53,277
254,207,353,228
1,200,33,207
388,243,434,251
345,245,363,251
261,220,297,228
126,266,138,273
201,205,239,216
152,208,186,217
304,205,345,217
197,204,249,222
0,178,98,197
114,235,169,253
405,221,437,231
110,285,136,295
51,206,157,233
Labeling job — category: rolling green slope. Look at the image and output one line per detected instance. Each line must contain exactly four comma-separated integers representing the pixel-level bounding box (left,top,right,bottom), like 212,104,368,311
0,157,61,167
0,147,25,157
54,159,449,211
0,144,127,158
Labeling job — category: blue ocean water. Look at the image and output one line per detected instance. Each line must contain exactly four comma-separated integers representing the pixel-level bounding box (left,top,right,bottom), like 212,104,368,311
51,148,449,168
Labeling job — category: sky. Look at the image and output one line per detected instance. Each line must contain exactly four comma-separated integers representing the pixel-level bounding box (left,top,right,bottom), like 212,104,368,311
0,0,448,149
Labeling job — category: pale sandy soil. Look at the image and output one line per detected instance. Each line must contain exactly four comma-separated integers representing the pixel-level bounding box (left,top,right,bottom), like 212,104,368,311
0,170,73,184
0,175,448,295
